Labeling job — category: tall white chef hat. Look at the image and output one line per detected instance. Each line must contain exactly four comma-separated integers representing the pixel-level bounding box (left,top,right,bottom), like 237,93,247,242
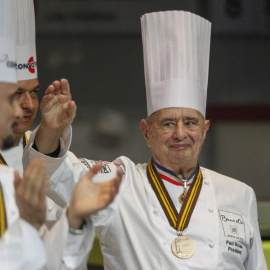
15,0,37,80
0,0,17,83
141,11,211,117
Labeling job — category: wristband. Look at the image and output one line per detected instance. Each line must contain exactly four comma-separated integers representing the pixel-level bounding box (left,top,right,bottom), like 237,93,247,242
69,222,87,235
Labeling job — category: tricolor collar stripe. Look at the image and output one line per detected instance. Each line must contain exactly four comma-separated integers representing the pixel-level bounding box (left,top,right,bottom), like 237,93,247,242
153,159,178,177
153,159,199,180
148,162,177,225
160,173,192,186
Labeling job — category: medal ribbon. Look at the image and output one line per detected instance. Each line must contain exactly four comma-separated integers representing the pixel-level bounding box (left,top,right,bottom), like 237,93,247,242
147,158,203,232
0,182,7,237
0,133,28,165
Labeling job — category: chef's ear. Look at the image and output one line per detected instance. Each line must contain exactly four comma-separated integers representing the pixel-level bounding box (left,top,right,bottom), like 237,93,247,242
140,119,151,148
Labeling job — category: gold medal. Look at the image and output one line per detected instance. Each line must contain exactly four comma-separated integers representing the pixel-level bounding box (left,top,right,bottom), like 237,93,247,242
178,179,188,204
178,190,187,204
171,235,195,259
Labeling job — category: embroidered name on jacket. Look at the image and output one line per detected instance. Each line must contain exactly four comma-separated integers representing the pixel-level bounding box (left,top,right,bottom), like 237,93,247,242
219,210,246,241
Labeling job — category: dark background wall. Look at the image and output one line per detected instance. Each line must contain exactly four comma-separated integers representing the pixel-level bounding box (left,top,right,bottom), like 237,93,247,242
33,0,270,201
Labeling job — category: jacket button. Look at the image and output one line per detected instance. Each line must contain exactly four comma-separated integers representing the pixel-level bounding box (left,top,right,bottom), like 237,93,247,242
209,242,214,248
208,208,214,213
204,180,209,185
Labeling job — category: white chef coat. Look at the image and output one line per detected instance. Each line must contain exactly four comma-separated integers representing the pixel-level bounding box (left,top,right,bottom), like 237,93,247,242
0,130,63,223
0,219,46,270
23,126,267,270
1,128,93,270
0,164,46,270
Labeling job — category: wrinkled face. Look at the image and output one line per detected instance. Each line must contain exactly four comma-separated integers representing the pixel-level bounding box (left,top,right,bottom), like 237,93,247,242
0,82,22,150
14,78,39,135
140,108,210,171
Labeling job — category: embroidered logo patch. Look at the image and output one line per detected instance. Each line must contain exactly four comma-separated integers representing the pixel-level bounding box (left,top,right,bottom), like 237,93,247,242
78,159,125,175
219,210,246,241
78,158,91,169
100,163,111,174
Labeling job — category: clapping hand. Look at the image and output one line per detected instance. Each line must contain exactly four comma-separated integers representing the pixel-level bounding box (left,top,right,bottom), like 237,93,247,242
67,163,122,229
14,158,49,230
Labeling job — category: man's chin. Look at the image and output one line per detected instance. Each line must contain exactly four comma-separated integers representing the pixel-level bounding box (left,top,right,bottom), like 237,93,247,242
13,124,31,135
1,135,16,150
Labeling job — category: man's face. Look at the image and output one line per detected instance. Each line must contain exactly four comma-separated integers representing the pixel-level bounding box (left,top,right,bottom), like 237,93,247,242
0,82,22,150
14,78,39,135
141,108,210,171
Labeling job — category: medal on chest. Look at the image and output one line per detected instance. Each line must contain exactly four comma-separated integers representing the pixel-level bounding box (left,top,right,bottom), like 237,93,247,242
147,158,203,259
178,179,188,204
171,234,195,258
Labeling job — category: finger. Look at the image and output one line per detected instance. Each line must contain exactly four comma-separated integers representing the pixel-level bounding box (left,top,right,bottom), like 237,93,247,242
60,78,71,97
23,158,46,202
102,182,118,205
37,175,49,210
30,169,46,207
40,175,49,199
84,162,103,181
102,167,122,192
33,162,47,198
44,84,55,95
24,164,42,202
52,80,61,95
40,93,54,111
51,80,60,87
41,94,65,114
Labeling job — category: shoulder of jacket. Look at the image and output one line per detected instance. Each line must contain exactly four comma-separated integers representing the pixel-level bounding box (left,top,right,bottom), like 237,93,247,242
202,167,252,191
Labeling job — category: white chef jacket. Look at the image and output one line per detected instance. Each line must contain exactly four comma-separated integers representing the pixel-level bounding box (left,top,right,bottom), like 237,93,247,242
23,126,267,270
0,130,64,223
0,164,46,270
0,219,46,270
1,129,93,270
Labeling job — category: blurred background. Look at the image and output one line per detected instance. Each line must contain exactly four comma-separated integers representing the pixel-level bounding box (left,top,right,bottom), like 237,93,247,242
33,0,270,243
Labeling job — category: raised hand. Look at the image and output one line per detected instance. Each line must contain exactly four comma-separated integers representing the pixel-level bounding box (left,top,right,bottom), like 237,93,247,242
35,78,77,153
14,158,49,230
67,163,122,229
40,78,76,131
